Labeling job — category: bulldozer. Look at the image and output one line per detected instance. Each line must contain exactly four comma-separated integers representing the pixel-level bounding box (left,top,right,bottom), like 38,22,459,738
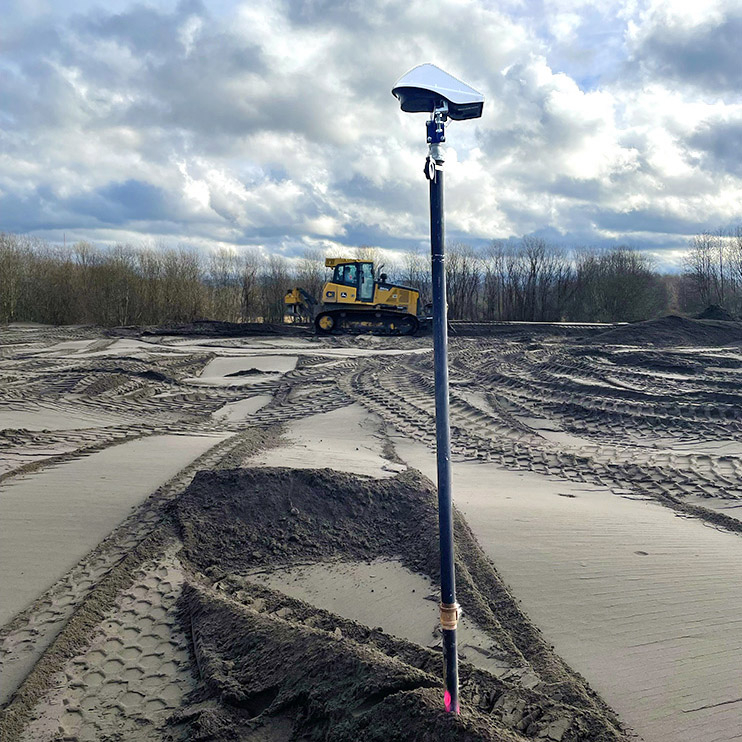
285,258,423,335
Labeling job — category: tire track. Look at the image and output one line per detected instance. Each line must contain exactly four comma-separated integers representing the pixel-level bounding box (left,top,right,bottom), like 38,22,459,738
0,429,276,708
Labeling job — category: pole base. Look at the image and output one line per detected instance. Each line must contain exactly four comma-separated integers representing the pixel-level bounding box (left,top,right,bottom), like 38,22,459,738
444,689,460,714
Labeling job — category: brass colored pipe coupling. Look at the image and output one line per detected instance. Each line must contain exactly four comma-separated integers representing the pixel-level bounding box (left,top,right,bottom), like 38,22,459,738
440,602,460,631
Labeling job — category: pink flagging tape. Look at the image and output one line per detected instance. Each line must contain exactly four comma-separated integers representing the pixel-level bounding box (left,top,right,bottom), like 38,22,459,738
443,690,460,714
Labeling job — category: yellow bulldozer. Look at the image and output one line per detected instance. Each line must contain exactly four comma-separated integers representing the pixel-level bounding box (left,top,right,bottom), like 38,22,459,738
285,258,423,335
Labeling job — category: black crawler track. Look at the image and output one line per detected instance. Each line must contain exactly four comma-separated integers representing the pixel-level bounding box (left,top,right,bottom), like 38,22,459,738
315,309,419,336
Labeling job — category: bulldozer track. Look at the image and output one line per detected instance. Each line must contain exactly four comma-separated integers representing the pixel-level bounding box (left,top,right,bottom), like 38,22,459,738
0,427,280,709
4,324,742,742
344,341,742,512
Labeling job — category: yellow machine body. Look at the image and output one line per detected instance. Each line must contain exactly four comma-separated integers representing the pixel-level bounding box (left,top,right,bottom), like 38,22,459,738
284,287,305,307
321,277,418,317
285,258,421,335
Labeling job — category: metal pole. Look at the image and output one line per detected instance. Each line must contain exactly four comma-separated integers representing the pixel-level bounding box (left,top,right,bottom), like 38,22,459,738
427,113,460,714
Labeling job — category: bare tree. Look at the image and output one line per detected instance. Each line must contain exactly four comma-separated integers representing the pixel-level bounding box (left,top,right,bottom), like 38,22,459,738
295,247,327,302
684,232,716,309
355,245,383,270
158,247,205,322
481,241,507,320
0,233,28,323
571,247,665,322
85,244,137,325
260,254,291,323
401,248,431,305
240,251,261,322
207,247,241,321
446,243,482,320
726,226,742,314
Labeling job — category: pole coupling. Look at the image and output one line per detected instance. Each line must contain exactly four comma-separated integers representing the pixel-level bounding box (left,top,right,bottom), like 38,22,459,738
440,602,460,630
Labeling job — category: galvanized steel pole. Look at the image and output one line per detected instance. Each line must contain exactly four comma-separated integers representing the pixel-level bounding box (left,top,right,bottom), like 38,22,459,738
427,114,460,714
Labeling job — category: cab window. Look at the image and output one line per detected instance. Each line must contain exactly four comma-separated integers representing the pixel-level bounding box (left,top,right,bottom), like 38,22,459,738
343,264,357,285
333,263,357,287
359,262,374,300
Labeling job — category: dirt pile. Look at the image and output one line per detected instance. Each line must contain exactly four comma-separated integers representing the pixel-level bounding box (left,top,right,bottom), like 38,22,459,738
225,368,280,377
589,315,742,347
174,467,442,576
140,320,312,338
447,323,613,339
176,582,592,742
697,304,737,321
172,467,630,741
586,348,702,375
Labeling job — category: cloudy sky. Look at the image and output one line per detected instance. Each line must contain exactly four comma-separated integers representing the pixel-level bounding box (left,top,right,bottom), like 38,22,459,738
3,0,742,268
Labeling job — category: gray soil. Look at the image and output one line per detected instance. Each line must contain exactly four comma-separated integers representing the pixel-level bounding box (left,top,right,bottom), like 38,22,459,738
588,314,742,346
696,304,737,321
172,467,626,742
5,319,742,741
135,320,313,338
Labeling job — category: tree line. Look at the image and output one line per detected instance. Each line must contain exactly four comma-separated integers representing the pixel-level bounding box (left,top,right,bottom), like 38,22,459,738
0,230,733,327
0,235,291,326
401,239,670,322
682,227,742,316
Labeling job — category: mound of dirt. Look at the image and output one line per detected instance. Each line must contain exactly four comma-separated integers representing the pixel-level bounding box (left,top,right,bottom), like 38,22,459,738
697,304,736,321
176,582,589,742
597,350,701,375
178,584,509,741
174,467,441,576
172,467,630,741
589,315,742,347
142,320,311,338
447,323,613,339
83,365,174,382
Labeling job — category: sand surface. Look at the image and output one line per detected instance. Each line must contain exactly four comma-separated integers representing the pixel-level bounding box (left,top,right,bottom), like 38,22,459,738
202,354,298,375
211,394,271,422
395,436,742,742
5,320,742,742
0,433,226,625
252,403,404,478
0,405,131,432
190,353,298,386
254,559,512,677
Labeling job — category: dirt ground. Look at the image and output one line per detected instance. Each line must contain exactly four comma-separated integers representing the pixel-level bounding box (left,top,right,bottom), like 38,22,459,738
2,317,742,741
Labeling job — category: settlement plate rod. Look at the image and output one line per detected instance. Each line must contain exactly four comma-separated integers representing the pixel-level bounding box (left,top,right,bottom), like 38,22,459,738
392,63,483,713
428,107,460,714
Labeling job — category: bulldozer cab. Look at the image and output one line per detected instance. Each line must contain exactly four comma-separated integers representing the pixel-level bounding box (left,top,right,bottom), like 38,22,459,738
328,260,375,302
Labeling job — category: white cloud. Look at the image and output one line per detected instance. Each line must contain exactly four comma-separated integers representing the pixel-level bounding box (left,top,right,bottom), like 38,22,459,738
1,0,742,264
